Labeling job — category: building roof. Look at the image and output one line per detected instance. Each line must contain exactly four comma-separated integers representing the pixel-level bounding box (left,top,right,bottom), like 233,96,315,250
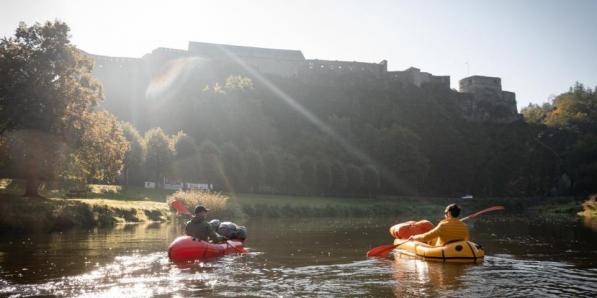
188,41,305,61
460,75,501,81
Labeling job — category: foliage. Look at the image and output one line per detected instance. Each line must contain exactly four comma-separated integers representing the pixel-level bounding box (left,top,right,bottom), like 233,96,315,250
224,75,254,90
75,111,128,183
172,131,200,183
3,130,69,192
521,103,551,124
262,150,282,193
525,83,597,194
144,128,174,188
0,21,103,196
244,149,264,192
198,140,225,189
279,153,302,194
121,122,146,185
221,142,246,192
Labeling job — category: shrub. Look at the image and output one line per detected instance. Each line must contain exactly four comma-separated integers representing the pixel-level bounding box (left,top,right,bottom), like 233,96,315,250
167,190,246,221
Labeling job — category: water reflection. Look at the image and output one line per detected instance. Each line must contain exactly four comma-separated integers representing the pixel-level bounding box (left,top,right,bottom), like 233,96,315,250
392,258,467,296
583,217,597,232
0,223,179,282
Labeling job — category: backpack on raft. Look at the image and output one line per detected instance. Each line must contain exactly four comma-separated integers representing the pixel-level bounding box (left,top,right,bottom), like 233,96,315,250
390,220,434,239
209,219,247,241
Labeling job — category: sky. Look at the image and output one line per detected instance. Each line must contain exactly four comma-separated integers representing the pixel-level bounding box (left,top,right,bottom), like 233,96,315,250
1,0,596,109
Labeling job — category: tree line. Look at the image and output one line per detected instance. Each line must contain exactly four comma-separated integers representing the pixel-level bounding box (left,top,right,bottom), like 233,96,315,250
121,125,381,196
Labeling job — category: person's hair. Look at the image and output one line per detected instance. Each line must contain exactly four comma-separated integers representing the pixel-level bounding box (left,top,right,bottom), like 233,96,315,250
445,204,461,217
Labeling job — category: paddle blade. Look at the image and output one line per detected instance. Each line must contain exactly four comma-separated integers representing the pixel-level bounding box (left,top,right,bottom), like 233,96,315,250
367,244,398,258
170,198,192,215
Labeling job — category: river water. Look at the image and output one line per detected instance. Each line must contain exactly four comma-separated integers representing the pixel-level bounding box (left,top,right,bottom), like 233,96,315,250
0,215,596,297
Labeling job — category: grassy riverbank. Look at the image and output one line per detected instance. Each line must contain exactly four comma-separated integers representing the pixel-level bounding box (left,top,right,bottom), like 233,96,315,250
232,193,592,220
0,180,173,233
0,194,171,233
1,179,590,233
232,193,447,218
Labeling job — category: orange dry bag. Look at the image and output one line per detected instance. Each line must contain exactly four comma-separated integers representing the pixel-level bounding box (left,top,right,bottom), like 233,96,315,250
389,220,434,239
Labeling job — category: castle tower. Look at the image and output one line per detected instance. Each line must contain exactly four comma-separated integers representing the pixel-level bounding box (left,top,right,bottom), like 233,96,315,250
459,75,502,94
458,75,518,122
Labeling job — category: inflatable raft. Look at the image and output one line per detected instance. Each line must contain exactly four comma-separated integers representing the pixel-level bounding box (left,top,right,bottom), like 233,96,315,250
168,236,245,263
392,238,484,263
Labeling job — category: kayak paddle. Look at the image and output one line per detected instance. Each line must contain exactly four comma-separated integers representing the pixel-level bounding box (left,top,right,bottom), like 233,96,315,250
460,205,504,221
366,241,409,258
366,205,505,258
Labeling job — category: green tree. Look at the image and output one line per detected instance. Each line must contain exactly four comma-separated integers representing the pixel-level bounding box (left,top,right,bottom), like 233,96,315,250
224,75,254,91
377,125,429,194
121,122,146,185
144,128,174,188
545,83,597,131
172,131,200,183
279,153,301,193
315,160,331,194
4,130,69,195
198,140,225,189
362,165,380,198
329,161,347,195
262,150,282,193
0,21,102,196
300,158,316,193
244,149,264,192
221,142,246,192
521,103,551,124
76,111,128,183
542,83,597,192
345,164,363,195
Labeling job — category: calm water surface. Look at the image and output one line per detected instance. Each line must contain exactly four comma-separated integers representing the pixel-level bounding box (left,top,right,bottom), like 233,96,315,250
1,215,596,297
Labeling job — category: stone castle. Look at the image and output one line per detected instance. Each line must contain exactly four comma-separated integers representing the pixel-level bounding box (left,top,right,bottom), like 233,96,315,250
88,41,519,125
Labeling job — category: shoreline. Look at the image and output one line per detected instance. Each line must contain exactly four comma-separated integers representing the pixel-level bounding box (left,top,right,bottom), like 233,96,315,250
0,180,590,233
0,194,171,233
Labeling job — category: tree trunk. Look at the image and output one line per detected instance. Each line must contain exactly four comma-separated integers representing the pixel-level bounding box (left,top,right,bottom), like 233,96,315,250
24,177,42,198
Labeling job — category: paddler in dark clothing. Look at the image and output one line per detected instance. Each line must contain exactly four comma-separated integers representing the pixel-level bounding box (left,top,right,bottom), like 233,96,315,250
185,205,226,242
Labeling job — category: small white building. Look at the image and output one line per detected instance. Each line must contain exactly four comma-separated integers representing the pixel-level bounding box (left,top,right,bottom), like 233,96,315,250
185,182,211,191
144,181,212,191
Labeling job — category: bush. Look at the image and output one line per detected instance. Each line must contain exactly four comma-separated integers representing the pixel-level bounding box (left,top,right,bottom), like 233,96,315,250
167,190,246,221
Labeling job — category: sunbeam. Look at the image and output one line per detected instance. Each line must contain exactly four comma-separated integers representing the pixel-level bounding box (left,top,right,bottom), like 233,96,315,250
210,44,414,194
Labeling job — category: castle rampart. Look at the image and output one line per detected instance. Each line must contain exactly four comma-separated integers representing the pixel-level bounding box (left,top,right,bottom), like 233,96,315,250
85,41,518,124
388,67,450,88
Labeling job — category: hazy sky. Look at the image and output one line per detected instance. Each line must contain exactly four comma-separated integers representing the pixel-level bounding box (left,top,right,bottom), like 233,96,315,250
1,0,596,109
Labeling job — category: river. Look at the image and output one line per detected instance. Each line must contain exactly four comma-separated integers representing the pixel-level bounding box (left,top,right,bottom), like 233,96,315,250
1,215,596,297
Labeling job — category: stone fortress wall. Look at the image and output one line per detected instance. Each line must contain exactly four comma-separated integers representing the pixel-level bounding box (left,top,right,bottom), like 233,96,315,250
88,41,518,122
91,41,454,87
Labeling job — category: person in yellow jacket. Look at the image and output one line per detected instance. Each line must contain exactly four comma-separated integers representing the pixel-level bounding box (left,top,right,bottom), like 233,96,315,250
409,204,469,246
